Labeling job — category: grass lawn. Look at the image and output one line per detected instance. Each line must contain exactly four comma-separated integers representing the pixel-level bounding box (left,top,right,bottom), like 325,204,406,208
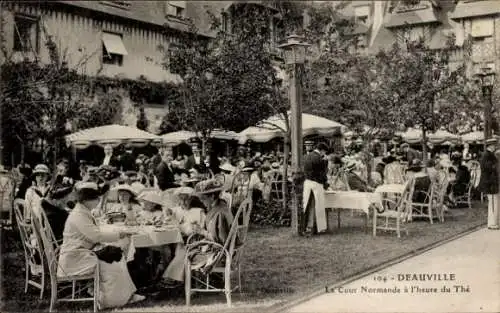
1,204,487,312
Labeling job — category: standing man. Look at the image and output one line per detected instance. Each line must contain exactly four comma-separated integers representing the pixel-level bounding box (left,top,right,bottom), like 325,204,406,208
155,148,180,191
150,145,165,171
400,143,421,164
304,140,314,155
303,143,330,236
478,138,499,229
101,145,120,168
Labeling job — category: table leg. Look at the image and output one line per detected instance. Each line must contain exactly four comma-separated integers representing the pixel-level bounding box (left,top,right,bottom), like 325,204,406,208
337,208,341,229
365,212,369,234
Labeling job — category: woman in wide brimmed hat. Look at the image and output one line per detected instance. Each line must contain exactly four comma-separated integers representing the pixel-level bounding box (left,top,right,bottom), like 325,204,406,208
25,164,52,220
106,184,142,222
136,188,167,224
58,181,144,308
186,179,236,274
159,186,206,286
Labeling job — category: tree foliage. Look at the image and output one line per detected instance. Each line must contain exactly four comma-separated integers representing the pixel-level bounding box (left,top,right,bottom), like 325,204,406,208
0,30,122,165
161,3,289,142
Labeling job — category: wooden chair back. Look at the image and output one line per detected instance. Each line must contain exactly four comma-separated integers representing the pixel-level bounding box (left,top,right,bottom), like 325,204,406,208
223,198,253,267
230,172,251,208
14,203,45,276
31,212,59,278
267,170,285,201
393,179,415,220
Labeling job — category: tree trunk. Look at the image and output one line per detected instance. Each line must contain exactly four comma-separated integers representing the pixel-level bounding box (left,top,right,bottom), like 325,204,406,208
364,135,373,185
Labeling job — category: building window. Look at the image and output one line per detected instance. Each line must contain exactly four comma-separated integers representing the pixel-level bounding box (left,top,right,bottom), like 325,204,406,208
401,26,425,44
102,32,128,66
13,15,39,52
166,1,186,18
354,6,370,24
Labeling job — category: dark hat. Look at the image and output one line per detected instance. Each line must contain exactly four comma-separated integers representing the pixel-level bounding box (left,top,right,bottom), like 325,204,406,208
382,155,396,164
407,159,423,171
316,142,329,152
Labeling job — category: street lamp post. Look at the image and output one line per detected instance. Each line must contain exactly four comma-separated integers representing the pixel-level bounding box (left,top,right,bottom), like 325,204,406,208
475,66,496,143
279,34,310,235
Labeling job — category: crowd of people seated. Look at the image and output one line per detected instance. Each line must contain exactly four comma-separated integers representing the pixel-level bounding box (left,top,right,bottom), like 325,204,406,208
5,138,485,309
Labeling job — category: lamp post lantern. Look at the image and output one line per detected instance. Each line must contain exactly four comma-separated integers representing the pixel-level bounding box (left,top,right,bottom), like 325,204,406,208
279,34,310,235
474,66,496,143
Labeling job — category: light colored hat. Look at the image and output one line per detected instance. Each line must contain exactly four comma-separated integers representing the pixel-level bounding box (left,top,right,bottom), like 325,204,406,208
271,162,280,169
137,189,164,206
220,162,235,172
486,138,498,145
174,186,195,196
33,164,50,175
75,181,99,191
194,179,224,195
111,184,138,197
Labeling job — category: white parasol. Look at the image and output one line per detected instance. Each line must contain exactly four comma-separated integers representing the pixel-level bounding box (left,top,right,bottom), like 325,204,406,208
65,124,162,150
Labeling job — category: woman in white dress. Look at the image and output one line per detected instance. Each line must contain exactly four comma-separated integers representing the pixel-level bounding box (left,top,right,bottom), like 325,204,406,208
170,187,206,238
57,182,144,309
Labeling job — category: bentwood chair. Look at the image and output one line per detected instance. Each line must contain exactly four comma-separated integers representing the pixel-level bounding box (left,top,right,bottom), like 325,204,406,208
13,202,46,299
373,179,414,238
185,198,253,307
408,180,436,224
32,213,100,312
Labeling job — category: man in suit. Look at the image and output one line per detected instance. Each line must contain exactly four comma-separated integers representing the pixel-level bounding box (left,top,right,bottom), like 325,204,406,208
150,146,165,171
101,145,120,168
401,143,421,165
478,138,499,229
155,148,180,191
303,142,330,235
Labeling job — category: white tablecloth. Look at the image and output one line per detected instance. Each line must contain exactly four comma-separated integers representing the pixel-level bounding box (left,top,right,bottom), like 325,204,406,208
325,191,382,215
100,224,182,248
374,184,406,194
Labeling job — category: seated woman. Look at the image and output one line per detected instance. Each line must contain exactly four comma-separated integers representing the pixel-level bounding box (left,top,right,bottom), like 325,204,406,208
406,159,432,204
131,189,176,289
448,155,471,204
154,187,206,288
25,164,69,241
57,182,144,309
187,179,237,274
345,162,372,192
136,189,168,225
101,184,141,223
170,187,206,238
